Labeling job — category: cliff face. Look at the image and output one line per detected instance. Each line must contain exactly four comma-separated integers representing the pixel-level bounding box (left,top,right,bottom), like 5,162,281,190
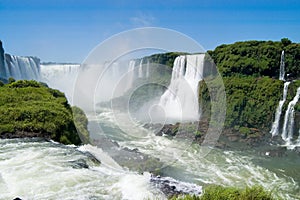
0,40,6,79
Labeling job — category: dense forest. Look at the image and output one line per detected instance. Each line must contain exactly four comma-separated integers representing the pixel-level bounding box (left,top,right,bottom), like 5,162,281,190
207,38,300,79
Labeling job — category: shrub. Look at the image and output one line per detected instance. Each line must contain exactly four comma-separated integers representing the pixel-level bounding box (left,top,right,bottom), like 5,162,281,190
172,185,275,200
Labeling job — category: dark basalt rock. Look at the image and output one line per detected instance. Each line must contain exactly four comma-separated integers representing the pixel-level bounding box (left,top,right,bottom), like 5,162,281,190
150,174,202,198
69,158,89,169
261,147,287,157
0,131,51,140
144,118,274,151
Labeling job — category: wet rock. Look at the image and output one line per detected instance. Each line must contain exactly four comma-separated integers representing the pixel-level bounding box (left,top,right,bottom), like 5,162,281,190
263,147,287,157
150,174,202,198
69,158,89,169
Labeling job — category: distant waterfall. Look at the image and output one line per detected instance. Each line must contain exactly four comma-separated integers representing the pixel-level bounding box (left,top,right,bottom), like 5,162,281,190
3,54,40,80
270,82,290,136
146,60,150,78
279,50,285,81
123,60,136,93
138,59,143,78
281,87,300,142
159,54,204,122
40,64,80,101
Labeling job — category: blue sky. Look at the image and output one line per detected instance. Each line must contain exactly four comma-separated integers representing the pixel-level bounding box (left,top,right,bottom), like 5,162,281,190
0,0,299,62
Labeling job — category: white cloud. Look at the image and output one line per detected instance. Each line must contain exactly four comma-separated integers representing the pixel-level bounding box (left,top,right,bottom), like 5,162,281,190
130,12,156,27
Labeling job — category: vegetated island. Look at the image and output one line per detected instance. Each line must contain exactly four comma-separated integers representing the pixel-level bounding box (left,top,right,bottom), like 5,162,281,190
0,78,89,145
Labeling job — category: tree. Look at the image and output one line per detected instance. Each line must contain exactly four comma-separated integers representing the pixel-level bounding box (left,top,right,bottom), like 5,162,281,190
281,38,292,46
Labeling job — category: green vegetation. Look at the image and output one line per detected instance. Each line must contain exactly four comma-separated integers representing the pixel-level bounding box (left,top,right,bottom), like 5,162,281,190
0,80,89,145
200,76,284,129
172,185,275,200
143,52,185,68
199,39,300,133
207,39,300,79
129,83,165,112
72,106,90,144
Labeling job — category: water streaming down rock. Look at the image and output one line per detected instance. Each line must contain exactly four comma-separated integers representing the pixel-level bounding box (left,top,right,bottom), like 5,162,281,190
279,50,285,81
270,82,291,136
0,41,5,79
0,41,40,80
3,54,40,80
159,54,204,122
40,60,138,103
40,64,80,101
146,60,150,78
281,87,300,142
124,60,136,93
138,59,143,78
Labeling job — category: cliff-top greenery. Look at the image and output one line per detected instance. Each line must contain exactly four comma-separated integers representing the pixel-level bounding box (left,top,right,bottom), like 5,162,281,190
199,39,300,133
0,79,89,145
207,38,299,79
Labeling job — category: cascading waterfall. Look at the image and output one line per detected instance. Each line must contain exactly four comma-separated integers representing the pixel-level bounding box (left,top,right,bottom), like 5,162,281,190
124,60,136,93
159,54,204,122
138,59,143,78
146,60,150,78
3,54,40,80
40,64,80,101
270,82,291,136
41,63,80,79
270,50,300,146
279,50,285,81
0,41,40,80
281,87,300,142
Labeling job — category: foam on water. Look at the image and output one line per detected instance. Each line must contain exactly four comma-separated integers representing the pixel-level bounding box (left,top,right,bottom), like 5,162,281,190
0,139,165,200
96,109,300,200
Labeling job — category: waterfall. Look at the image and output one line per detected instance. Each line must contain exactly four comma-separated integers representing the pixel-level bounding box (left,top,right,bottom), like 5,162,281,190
3,54,40,80
279,50,285,81
270,82,290,136
124,60,136,93
40,64,80,101
146,59,150,78
159,54,204,122
0,41,5,79
138,59,143,78
281,87,300,141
